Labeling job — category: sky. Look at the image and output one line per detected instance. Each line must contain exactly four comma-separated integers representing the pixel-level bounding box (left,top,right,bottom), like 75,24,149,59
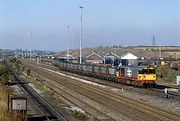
0,0,180,51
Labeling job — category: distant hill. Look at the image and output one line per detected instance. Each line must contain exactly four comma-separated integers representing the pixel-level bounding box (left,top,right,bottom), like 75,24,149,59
129,46,180,51
55,46,180,59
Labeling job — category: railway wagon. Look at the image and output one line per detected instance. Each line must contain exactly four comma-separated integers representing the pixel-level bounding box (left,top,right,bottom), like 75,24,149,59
53,61,156,87
92,65,116,80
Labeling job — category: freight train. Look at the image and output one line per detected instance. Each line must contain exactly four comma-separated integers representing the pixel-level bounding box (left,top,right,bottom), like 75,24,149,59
54,61,156,87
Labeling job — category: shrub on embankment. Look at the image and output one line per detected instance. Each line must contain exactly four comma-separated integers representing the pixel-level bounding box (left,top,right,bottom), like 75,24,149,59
0,62,26,121
156,65,179,84
9,58,21,71
0,63,9,84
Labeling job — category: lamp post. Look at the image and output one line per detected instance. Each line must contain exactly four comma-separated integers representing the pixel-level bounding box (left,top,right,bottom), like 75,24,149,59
29,33,32,60
79,6,84,64
67,25,70,62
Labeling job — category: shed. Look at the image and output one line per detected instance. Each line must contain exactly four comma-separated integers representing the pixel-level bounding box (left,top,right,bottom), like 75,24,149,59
104,52,120,65
85,53,103,64
11,96,27,111
10,96,27,120
120,52,139,66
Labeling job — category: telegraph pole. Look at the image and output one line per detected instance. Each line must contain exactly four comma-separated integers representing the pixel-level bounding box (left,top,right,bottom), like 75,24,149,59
92,34,95,53
159,39,162,59
79,6,84,64
159,45,162,59
152,35,156,59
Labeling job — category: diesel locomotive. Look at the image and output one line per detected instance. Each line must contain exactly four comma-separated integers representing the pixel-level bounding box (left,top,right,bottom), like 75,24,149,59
54,61,156,87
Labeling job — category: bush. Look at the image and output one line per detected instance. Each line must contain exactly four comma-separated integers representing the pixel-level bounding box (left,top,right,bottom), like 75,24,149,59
0,64,9,83
9,58,17,63
156,65,178,83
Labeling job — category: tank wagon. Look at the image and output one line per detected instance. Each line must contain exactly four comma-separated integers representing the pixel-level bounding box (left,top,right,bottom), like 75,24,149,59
54,61,156,87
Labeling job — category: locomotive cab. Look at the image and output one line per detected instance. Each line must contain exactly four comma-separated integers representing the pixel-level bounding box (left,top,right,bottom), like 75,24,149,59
138,67,156,81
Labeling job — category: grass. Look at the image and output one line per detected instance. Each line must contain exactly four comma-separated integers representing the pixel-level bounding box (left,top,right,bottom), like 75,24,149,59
72,110,89,121
0,61,27,121
0,85,27,121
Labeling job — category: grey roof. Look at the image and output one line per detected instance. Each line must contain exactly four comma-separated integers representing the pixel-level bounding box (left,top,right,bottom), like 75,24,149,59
105,52,120,58
85,52,103,59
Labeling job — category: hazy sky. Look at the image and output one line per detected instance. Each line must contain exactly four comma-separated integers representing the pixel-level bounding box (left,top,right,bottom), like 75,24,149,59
0,0,180,51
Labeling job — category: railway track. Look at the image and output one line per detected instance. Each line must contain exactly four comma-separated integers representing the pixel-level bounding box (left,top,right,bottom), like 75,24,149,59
5,62,68,121
33,72,114,121
21,60,180,121
23,59,180,100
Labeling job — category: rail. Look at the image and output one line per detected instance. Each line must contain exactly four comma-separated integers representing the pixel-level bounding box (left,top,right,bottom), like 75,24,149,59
5,62,68,121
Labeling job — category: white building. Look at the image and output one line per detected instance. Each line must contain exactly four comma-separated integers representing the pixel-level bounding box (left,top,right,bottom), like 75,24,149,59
120,52,139,66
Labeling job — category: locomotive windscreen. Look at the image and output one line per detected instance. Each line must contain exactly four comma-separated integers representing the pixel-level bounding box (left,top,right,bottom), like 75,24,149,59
140,68,155,74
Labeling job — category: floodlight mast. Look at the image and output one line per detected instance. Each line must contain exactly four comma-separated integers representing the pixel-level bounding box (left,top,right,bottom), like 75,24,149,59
30,33,32,60
79,6,84,64
67,25,70,62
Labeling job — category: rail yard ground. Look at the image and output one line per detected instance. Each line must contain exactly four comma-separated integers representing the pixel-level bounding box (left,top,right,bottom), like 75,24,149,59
1,58,179,121
18,59,180,121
